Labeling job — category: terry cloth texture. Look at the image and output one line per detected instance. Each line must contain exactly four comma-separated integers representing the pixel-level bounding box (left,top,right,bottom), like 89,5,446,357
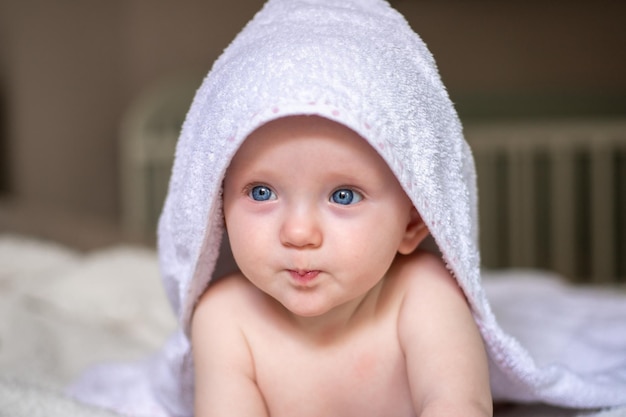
69,0,626,415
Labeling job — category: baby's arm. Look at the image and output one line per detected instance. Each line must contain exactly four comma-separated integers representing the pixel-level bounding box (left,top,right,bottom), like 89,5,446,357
191,276,269,417
397,252,493,417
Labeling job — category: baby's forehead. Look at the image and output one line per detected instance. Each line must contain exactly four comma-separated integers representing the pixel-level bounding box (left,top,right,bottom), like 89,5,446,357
244,115,360,141
230,115,385,167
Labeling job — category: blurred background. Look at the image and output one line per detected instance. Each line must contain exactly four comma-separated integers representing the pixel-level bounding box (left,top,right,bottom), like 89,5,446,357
0,0,625,280
0,3,624,411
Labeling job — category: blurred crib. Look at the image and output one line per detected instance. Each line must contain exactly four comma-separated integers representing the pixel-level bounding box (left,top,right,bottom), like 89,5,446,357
119,76,200,241
118,79,626,283
466,120,626,283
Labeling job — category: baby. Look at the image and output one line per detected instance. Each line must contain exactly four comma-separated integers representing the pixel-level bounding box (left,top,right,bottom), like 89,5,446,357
71,0,499,415
191,116,492,416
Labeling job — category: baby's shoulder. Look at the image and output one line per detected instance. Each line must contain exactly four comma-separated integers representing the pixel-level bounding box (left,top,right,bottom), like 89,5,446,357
388,249,455,289
389,250,467,321
193,273,260,323
203,272,254,297
384,250,464,311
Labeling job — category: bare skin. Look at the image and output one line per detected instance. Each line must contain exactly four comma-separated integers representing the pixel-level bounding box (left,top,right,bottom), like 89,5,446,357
192,116,492,417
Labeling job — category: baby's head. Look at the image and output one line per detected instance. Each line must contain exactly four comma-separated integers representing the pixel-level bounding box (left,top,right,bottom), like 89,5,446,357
157,0,479,332
222,115,430,316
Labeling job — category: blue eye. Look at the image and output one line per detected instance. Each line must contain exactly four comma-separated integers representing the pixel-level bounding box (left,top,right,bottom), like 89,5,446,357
330,189,363,205
249,185,275,201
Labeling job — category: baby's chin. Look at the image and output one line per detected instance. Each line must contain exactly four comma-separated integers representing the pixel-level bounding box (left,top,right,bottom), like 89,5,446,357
277,293,369,323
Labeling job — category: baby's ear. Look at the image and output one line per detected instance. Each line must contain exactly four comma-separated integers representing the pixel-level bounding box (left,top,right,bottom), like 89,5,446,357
398,207,430,255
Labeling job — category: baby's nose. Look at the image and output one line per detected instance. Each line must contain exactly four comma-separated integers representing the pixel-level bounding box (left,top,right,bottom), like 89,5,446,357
279,206,323,249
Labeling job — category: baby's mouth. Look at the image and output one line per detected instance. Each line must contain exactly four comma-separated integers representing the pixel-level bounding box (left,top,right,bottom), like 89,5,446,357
288,269,320,284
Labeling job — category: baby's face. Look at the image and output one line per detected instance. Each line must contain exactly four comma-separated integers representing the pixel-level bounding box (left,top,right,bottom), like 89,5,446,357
223,116,417,318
